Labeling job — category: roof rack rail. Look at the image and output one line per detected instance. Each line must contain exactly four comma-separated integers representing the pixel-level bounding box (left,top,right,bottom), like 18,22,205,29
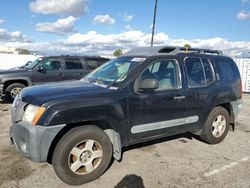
177,47,223,55
123,46,223,56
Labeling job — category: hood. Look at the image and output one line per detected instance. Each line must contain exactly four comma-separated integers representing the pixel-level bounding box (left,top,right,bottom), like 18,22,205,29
21,80,113,106
0,68,27,74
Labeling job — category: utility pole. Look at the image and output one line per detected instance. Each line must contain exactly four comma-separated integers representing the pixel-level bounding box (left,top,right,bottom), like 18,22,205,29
150,0,158,47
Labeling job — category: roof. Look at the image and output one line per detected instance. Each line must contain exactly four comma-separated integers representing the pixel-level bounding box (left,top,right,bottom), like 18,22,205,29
122,46,223,57
43,55,109,60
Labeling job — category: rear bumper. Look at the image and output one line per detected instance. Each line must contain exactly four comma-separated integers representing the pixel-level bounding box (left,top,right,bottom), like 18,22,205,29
231,99,243,120
10,121,65,163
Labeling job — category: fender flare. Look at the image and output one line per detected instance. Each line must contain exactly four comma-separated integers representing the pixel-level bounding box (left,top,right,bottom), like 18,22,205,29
104,129,122,161
2,77,33,86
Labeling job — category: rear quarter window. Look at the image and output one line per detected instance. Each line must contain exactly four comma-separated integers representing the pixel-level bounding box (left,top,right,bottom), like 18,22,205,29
215,57,240,81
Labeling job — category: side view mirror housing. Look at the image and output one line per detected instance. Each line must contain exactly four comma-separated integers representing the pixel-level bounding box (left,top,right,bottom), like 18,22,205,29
37,66,46,73
139,79,159,91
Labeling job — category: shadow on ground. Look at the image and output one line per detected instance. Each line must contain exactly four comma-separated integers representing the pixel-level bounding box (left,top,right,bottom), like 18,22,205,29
115,174,145,188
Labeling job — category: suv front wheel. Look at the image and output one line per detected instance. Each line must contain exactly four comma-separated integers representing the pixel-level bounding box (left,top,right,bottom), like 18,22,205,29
5,83,25,100
52,126,113,185
200,107,230,144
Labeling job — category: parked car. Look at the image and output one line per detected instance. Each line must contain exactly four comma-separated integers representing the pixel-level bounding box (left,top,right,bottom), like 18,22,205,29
0,55,109,100
10,46,243,185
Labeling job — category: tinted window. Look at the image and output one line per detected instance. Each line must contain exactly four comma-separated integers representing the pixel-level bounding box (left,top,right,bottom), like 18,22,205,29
141,59,180,90
97,59,109,66
215,57,239,81
185,58,214,87
185,58,206,87
202,58,214,85
86,60,98,69
42,60,61,70
65,61,83,70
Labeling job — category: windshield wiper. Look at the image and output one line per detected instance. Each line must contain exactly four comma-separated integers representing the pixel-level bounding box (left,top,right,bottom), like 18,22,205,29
89,78,105,85
107,71,130,88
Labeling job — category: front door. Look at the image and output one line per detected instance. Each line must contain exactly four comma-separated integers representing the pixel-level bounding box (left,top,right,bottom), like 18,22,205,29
32,59,62,84
128,58,192,142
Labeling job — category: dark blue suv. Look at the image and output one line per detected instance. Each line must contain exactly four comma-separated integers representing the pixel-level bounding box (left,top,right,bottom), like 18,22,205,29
10,46,243,185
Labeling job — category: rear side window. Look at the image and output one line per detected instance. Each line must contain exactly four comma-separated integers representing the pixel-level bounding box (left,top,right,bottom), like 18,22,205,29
65,60,83,70
185,57,214,87
215,57,239,81
202,58,214,85
86,59,98,69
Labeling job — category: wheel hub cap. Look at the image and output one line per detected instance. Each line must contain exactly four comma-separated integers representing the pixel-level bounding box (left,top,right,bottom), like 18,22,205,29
80,150,92,163
212,115,226,137
68,139,103,175
11,87,22,98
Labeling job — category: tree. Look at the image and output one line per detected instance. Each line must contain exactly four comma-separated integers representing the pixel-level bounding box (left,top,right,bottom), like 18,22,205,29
18,48,30,55
113,49,122,57
184,44,191,50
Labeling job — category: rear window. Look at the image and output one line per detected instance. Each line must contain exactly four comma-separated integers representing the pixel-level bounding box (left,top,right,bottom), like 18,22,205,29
185,57,214,87
65,61,83,70
215,57,239,81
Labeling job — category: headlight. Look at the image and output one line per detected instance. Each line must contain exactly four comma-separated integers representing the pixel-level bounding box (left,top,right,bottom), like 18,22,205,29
22,104,45,125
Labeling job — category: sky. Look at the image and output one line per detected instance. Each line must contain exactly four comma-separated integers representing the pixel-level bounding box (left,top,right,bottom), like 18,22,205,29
0,0,250,56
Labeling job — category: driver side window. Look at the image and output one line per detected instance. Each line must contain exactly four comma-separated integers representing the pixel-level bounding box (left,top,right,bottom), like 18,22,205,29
42,60,61,70
140,59,180,91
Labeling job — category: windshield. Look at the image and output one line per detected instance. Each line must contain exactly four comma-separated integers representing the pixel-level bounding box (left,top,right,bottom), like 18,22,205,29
84,56,146,87
25,57,43,69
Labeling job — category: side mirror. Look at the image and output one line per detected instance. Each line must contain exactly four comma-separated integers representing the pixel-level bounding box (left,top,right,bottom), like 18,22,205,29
139,79,159,91
37,66,46,73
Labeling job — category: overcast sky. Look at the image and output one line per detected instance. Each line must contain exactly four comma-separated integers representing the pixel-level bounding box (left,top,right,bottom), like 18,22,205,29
0,0,250,56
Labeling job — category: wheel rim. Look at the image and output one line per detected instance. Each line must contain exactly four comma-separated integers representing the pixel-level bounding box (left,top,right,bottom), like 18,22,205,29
212,115,226,137
10,87,22,99
68,139,103,175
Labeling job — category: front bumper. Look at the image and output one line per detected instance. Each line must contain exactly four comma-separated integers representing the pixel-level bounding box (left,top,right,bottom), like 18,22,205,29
10,121,65,162
0,83,4,99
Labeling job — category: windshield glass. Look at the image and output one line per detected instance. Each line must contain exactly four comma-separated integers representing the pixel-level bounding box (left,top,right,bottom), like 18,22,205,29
25,57,43,69
84,56,146,87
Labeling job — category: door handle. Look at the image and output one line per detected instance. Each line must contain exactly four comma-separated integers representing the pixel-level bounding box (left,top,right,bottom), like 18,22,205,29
174,96,185,100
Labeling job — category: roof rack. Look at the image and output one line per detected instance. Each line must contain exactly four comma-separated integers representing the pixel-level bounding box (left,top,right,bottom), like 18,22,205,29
123,46,223,56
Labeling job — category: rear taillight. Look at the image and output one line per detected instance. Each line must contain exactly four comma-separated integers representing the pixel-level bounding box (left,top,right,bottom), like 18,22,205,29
240,79,242,98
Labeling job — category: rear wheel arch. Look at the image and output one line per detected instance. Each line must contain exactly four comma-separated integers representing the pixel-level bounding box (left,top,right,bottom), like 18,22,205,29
216,103,234,130
200,106,231,144
47,120,122,164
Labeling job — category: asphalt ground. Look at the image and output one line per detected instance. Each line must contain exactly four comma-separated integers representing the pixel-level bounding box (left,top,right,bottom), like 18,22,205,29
0,94,250,188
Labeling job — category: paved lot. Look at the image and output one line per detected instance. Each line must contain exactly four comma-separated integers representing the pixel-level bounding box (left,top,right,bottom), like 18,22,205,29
0,95,250,188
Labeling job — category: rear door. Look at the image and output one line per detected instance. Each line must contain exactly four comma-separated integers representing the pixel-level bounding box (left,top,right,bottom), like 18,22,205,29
62,58,86,80
32,58,63,84
183,56,217,130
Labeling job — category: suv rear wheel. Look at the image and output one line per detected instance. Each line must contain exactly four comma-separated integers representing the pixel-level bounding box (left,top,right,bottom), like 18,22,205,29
5,83,25,100
200,107,230,144
52,126,113,185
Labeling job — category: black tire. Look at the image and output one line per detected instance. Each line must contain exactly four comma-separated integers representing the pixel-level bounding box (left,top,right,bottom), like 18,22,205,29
52,126,113,185
200,107,230,144
5,83,25,100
